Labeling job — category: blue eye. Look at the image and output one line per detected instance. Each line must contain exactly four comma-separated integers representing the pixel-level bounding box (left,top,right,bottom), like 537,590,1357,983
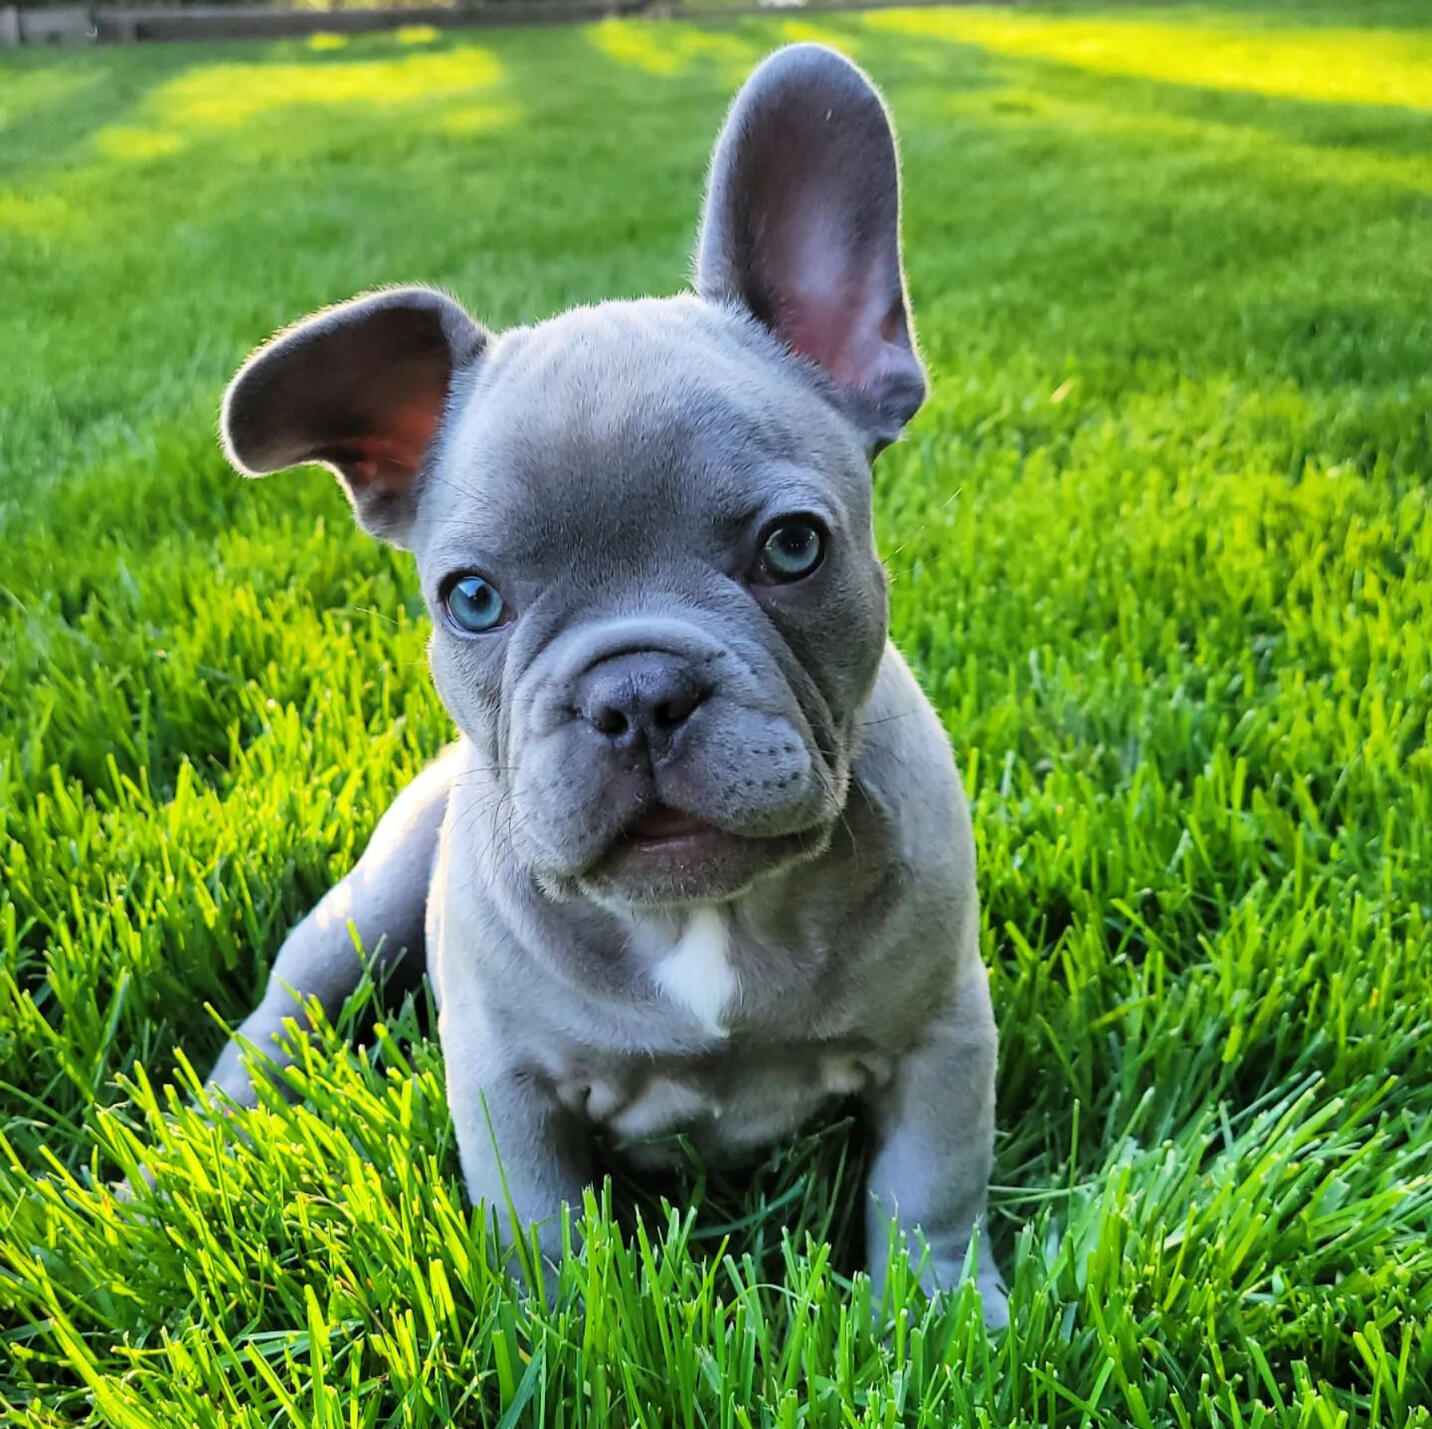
759,518,826,583
443,574,508,633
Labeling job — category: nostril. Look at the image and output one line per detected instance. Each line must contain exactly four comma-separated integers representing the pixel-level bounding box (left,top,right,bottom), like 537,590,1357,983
590,705,629,738
654,697,688,729
654,683,708,730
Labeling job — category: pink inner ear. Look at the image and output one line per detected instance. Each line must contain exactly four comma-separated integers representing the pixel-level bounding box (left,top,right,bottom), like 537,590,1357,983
768,213,898,397
349,398,444,492
779,278,900,396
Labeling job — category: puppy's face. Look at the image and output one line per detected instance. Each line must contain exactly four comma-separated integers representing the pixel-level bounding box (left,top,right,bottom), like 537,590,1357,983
416,298,885,904
221,45,926,908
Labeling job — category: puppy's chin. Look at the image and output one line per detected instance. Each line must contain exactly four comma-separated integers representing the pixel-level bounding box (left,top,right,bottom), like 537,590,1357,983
570,817,833,910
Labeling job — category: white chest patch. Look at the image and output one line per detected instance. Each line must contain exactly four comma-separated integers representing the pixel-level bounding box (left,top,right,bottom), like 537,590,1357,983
650,907,738,1036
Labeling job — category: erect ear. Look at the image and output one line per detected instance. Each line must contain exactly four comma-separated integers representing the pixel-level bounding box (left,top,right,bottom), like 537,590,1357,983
696,44,925,454
221,287,487,547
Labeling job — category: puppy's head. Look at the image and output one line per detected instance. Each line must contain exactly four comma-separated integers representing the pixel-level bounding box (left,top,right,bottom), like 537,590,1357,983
222,45,925,908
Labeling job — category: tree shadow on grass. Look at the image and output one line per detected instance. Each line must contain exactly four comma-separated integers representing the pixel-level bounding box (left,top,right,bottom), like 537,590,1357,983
9,8,1428,511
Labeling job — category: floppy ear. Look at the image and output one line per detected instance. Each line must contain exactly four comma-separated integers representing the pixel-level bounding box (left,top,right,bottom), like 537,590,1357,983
696,44,925,454
221,287,487,546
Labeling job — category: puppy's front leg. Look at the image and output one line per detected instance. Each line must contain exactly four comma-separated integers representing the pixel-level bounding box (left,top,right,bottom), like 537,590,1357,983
444,1036,592,1295
208,748,458,1107
865,965,1007,1328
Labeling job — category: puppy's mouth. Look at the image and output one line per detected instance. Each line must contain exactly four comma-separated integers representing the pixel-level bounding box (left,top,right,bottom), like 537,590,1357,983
617,803,729,853
596,801,747,895
580,800,826,907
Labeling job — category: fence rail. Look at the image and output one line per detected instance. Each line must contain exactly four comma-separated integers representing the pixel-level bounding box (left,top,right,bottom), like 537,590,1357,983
4,0,660,45
3,0,987,46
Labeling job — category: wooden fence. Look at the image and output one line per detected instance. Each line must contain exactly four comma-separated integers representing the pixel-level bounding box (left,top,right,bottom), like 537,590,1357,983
2,0,654,45
3,0,993,47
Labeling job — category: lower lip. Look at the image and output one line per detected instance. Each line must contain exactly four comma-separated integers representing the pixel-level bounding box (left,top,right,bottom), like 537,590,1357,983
588,825,814,897
622,827,730,855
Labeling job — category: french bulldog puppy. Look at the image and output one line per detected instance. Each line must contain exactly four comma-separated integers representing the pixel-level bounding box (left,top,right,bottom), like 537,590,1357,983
210,42,1005,1327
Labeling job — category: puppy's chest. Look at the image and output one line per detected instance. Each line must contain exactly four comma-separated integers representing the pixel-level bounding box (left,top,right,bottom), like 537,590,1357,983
548,909,891,1166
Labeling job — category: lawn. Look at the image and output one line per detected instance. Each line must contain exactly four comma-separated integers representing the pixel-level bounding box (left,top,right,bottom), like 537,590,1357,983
1,2,1430,1423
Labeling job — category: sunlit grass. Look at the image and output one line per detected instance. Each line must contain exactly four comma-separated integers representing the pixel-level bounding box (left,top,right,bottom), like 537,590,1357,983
1,4,1430,1424
94,43,508,153
588,17,754,78
864,7,1432,109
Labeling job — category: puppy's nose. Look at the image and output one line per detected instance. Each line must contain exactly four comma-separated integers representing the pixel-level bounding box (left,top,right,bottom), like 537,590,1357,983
576,652,709,749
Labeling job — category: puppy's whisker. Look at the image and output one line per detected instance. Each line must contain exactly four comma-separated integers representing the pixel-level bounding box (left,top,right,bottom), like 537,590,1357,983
855,709,922,730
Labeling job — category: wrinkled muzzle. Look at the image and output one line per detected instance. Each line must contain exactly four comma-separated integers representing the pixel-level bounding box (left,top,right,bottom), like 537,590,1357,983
504,614,847,904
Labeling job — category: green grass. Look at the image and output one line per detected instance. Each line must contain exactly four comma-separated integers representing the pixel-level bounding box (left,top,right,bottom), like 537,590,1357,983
2,3,1430,1423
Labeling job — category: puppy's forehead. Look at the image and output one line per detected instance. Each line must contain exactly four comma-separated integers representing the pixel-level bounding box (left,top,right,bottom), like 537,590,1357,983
424,296,866,563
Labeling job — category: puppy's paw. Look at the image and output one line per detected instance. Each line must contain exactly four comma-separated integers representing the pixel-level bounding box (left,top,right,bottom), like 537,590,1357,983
873,1242,1010,1334
109,1162,157,1204
914,1258,1009,1332
518,1253,563,1312
972,1265,1009,1332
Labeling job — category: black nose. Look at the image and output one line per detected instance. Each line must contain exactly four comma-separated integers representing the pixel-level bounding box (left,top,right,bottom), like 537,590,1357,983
576,652,710,749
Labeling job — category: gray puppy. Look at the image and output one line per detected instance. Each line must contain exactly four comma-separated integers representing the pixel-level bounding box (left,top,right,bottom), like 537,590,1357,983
211,42,1004,1327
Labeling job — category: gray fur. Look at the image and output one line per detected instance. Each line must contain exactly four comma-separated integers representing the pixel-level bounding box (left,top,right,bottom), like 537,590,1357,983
212,44,1005,1327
